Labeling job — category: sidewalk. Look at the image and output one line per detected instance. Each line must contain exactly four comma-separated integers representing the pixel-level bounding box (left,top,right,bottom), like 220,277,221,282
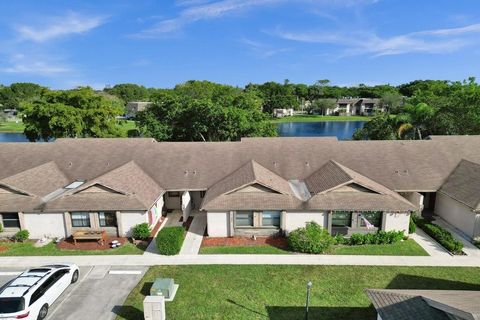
0,252,479,268
179,212,207,255
409,229,450,257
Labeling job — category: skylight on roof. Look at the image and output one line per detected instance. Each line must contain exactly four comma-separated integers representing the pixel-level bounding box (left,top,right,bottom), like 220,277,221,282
65,181,84,189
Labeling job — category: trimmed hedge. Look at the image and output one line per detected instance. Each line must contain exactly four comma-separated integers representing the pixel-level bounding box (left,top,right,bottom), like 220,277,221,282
132,223,151,241
14,230,29,242
415,218,463,254
346,230,404,246
409,216,416,234
288,222,334,254
156,226,185,255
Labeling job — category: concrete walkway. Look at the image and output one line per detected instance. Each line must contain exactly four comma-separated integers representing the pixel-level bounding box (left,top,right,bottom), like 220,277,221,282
179,212,207,255
410,229,450,257
143,210,183,256
1,252,480,268
433,216,480,257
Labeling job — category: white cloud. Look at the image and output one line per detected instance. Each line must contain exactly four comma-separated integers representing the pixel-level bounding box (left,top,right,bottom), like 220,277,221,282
269,23,480,57
240,38,291,58
16,12,107,42
0,53,71,75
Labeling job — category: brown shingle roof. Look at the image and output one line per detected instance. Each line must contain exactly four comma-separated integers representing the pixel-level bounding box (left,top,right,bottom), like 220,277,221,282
201,160,294,210
439,159,480,211
306,160,415,211
43,161,164,212
0,161,69,197
202,193,303,211
1,136,480,212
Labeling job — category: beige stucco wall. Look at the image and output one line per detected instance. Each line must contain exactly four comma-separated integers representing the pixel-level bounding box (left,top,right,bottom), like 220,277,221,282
383,212,410,234
207,211,230,237
284,211,327,234
182,191,192,221
23,213,67,239
435,192,480,239
121,211,148,237
399,192,424,212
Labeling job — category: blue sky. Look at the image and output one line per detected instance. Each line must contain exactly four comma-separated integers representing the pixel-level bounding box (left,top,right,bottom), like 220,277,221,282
1,0,479,89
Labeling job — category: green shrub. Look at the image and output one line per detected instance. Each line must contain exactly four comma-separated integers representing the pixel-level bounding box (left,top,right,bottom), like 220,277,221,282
288,222,334,254
347,230,404,246
156,226,185,255
417,220,463,254
409,216,416,234
13,230,29,242
132,223,151,240
333,234,347,245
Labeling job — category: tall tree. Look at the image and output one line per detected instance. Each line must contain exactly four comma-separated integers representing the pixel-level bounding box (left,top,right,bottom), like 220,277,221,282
23,87,124,141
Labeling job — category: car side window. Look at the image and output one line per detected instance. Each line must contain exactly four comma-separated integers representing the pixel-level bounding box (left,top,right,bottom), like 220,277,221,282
29,287,44,306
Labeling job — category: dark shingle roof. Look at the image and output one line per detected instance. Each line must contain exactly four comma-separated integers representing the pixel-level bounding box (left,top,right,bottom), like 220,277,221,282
366,289,480,320
439,159,480,211
366,289,450,320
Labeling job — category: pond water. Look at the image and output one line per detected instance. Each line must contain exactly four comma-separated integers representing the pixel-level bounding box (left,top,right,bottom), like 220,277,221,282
0,132,31,142
0,121,366,142
276,121,366,140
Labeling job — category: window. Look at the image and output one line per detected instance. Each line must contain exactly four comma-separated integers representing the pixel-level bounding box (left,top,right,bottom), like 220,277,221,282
359,211,382,228
168,191,180,197
235,211,254,227
0,213,20,228
71,212,90,228
0,297,25,313
99,212,117,227
262,211,281,227
332,211,352,227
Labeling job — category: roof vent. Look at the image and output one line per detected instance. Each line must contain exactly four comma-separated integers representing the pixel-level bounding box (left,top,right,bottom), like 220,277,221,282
68,162,73,167
184,170,188,175
193,170,197,175
305,161,310,166
273,161,278,166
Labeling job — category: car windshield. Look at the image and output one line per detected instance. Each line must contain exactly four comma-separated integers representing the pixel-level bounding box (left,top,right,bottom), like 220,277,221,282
0,297,25,313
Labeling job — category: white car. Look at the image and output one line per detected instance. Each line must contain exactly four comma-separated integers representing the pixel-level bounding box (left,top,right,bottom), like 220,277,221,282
0,264,79,320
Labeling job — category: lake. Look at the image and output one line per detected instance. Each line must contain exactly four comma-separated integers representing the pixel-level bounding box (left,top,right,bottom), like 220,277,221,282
276,121,365,140
0,121,366,142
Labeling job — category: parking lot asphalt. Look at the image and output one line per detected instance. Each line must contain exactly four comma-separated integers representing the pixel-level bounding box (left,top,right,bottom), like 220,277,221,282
0,266,146,320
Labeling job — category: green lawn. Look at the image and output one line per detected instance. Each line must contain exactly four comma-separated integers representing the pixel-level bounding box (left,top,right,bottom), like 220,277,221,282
331,239,428,256
115,265,480,320
271,115,369,123
117,120,137,133
199,239,428,256
0,120,25,132
0,241,147,256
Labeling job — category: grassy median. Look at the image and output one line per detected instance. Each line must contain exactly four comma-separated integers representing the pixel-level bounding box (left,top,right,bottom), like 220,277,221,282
115,265,480,320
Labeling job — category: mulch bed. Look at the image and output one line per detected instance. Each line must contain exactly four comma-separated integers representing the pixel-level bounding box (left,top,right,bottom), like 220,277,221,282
0,246,8,253
183,216,194,231
201,236,289,249
57,236,128,251
149,217,165,238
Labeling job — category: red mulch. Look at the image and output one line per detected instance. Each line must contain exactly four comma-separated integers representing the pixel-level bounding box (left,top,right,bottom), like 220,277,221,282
57,236,128,251
149,217,165,238
0,246,8,253
202,236,289,249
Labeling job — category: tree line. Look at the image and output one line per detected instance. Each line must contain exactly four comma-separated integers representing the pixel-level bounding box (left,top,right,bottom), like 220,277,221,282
1,78,480,141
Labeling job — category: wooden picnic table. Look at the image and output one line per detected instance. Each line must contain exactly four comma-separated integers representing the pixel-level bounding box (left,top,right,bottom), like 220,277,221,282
72,230,107,246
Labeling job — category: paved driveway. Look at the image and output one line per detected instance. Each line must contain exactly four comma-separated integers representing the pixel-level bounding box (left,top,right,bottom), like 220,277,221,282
0,266,146,320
